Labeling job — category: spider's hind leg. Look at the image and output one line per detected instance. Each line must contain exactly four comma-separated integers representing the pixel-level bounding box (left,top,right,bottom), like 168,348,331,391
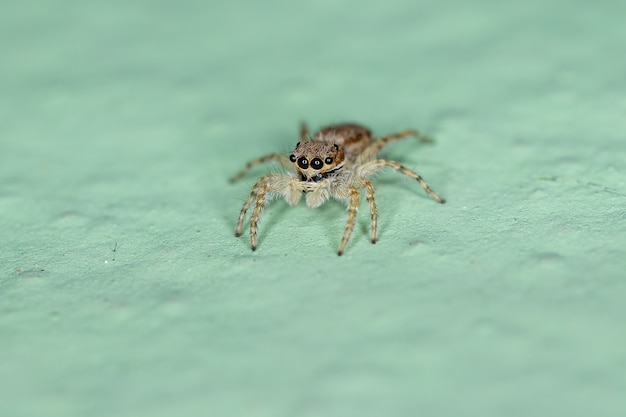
358,129,434,163
299,122,310,141
380,129,433,145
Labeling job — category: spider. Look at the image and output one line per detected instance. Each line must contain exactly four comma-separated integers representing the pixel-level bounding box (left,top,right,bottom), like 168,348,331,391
230,122,445,256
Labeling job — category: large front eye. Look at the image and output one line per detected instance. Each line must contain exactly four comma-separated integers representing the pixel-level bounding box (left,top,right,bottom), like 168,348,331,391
310,158,323,170
289,154,297,162
297,157,309,169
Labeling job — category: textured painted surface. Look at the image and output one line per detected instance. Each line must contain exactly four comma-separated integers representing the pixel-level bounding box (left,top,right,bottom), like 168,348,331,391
1,1,625,416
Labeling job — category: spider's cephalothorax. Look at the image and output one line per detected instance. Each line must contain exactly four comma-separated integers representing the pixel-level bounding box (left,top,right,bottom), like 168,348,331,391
289,141,345,182
311,123,375,163
231,122,445,256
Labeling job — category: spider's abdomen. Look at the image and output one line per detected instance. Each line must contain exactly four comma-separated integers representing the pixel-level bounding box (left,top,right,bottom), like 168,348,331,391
312,123,375,163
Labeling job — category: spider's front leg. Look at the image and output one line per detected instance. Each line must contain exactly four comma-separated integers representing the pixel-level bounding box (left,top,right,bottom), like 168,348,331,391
333,179,377,255
338,187,361,256
235,174,272,238
236,174,303,252
248,182,271,251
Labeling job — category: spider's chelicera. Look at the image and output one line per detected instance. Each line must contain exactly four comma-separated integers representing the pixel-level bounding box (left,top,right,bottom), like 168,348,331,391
230,122,445,256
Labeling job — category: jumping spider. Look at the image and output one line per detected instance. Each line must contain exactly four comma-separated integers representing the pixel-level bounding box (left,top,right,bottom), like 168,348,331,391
231,122,445,256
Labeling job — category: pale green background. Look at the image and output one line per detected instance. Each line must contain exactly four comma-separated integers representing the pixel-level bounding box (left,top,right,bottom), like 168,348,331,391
1,1,625,416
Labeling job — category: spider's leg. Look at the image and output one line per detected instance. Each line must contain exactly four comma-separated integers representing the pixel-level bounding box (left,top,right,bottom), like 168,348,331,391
299,122,310,141
358,159,445,204
357,129,433,163
338,187,361,256
235,174,272,237
237,173,301,252
380,129,433,145
230,153,291,183
248,180,271,251
364,179,378,243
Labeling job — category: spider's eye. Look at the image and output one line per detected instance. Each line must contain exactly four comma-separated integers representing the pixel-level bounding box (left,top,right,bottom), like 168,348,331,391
325,157,333,165
297,157,309,169
289,154,297,162
310,158,323,170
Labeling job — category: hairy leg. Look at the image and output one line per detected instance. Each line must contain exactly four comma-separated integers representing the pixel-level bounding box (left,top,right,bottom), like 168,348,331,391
363,180,378,243
358,159,445,204
249,181,271,251
357,129,433,163
235,174,272,237
299,122,309,141
229,153,291,183
338,187,361,256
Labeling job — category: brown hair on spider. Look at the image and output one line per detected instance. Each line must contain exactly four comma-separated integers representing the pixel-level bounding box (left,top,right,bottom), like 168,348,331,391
289,141,345,182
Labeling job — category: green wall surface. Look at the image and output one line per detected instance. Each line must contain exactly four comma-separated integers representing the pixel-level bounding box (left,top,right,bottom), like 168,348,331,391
2,1,625,416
